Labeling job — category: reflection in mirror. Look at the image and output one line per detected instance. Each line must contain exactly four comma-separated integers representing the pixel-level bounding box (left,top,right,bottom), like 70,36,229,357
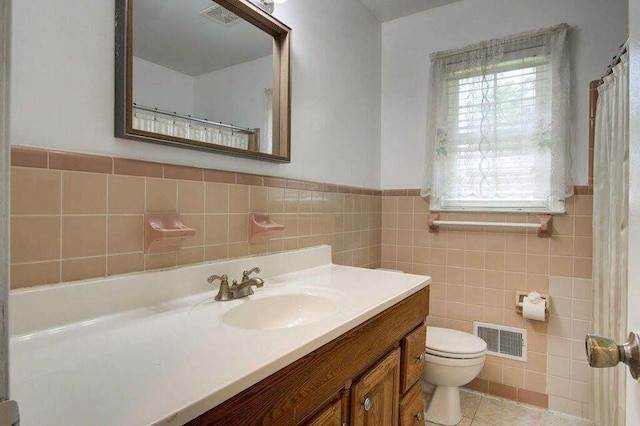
115,0,291,162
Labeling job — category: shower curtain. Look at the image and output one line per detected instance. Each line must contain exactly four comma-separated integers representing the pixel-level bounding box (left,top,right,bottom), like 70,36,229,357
592,49,629,426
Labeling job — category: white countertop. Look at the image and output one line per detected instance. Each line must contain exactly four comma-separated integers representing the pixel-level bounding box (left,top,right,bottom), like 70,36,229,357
10,246,430,425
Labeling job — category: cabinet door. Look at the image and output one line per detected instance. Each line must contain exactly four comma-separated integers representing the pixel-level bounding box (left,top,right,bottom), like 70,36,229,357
351,348,400,426
305,399,342,426
400,324,426,393
399,382,424,426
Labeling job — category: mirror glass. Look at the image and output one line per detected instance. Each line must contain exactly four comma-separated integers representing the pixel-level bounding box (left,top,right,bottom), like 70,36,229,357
116,0,291,161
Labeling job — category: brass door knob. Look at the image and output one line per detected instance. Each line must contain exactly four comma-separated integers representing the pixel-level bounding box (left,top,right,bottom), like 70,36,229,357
585,331,640,379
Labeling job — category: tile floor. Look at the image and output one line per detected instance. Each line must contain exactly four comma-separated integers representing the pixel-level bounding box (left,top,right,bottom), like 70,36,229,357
423,390,593,426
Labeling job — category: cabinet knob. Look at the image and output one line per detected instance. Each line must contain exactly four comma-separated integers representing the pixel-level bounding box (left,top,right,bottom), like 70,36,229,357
417,353,426,363
363,397,372,411
415,412,422,421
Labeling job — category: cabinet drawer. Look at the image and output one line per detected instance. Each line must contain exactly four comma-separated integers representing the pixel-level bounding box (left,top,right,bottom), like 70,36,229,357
399,382,424,426
400,323,426,393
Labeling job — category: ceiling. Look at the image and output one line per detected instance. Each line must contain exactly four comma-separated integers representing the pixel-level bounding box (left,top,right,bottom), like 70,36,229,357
133,0,273,76
358,0,464,22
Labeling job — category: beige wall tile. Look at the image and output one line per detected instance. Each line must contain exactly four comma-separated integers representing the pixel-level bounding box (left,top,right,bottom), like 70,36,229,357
108,175,144,214
574,237,593,258
205,244,229,261
177,247,204,265
107,253,144,276
12,167,60,214
229,214,248,242
146,178,177,213
228,185,249,214
524,371,546,393
205,215,229,245
107,215,143,254
229,242,249,258
503,366,525,388
205,183,229,213
574,217,593,237
11,261,60,289
573,257,592,279
574,196,593,215
62,172,107,214
144,252,176,270
177,181,205,214
505,253,526,272
572,278,593,300
526,352,547,374
550,236,574,256
62,216,106,258
61,257,106,282
11,216,61,263
249,186,268,213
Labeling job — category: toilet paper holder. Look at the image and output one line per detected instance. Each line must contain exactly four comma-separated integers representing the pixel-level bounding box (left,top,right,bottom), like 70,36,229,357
515,291,550,317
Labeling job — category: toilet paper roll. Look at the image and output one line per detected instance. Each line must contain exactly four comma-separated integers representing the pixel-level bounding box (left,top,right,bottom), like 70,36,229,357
522,292,546,321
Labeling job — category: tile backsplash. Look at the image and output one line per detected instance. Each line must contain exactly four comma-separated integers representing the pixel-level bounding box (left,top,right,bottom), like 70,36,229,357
10,147,382,288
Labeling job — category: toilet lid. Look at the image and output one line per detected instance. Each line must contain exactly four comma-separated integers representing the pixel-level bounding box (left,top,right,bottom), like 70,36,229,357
425,326,487,358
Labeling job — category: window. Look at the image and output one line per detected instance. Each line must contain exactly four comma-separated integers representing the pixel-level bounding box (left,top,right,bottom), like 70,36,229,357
422,24,572,213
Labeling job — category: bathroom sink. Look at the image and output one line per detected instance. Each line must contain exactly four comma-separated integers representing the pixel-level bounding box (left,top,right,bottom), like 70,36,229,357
222,294,338,329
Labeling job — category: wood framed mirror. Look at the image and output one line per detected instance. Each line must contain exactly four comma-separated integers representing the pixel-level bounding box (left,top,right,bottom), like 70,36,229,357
115,0,291,162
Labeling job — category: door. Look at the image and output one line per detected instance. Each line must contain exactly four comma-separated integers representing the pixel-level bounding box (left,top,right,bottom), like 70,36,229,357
628,0,640,422
351,348,400,426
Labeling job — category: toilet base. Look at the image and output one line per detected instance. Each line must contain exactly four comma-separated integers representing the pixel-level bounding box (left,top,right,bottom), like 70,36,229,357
424,385,462,426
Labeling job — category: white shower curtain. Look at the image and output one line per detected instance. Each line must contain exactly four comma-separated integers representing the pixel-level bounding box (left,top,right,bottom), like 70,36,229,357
592,49,629,426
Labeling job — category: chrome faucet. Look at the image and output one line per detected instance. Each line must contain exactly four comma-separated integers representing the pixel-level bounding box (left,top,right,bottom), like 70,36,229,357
208,267,264,301
230,277,264,298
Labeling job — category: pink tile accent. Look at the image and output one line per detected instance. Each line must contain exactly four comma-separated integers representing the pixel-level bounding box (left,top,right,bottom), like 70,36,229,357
11,146,48,168
49,151,112,174
163,164,203,181
114,158,163,178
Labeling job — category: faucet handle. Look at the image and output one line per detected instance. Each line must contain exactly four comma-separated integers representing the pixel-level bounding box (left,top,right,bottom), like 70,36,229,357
241,267,261,282
207,274,228,285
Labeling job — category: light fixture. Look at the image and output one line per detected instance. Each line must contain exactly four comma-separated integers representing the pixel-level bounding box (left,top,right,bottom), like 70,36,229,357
249,0,285,14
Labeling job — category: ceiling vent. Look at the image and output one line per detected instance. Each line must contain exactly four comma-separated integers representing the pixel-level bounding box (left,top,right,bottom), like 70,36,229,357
199,4,241,25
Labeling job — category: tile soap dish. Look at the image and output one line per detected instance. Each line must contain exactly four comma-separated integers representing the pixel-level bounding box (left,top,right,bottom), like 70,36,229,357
249,213,284,244
144,214,196,253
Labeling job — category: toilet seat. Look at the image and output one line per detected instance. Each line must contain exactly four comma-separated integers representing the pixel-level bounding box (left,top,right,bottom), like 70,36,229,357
425,326,487,359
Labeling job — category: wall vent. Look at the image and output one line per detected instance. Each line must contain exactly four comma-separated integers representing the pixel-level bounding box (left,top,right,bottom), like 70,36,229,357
473,322,527,362
199,4,241,26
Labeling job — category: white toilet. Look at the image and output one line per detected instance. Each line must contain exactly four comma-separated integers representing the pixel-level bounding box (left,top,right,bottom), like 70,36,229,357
422,326,487,426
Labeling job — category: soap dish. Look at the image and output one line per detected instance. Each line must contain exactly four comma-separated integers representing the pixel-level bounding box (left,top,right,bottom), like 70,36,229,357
249,213,284,244
144,214,196,253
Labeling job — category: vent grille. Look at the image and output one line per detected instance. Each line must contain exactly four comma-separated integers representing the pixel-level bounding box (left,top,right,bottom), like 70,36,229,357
474,322,527,361
199,4,240,25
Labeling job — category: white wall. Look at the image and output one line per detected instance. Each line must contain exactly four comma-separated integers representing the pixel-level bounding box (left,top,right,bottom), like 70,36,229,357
10,0,382,188
132,57,194,115
193,56,272,131
380,0,628,189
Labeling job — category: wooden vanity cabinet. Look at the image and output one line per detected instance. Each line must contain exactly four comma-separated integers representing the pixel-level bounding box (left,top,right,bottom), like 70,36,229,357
187,286,429,426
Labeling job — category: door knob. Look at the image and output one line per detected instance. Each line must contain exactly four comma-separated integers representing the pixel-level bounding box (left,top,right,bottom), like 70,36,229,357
585,331,640,379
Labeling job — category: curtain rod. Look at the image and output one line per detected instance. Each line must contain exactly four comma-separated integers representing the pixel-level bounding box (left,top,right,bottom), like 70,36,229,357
132,104,256,134
599,40,629,83
430,23,569,61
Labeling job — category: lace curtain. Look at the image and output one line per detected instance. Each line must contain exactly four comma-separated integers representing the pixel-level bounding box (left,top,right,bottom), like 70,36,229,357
592,49,629,426
422,24,572,212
